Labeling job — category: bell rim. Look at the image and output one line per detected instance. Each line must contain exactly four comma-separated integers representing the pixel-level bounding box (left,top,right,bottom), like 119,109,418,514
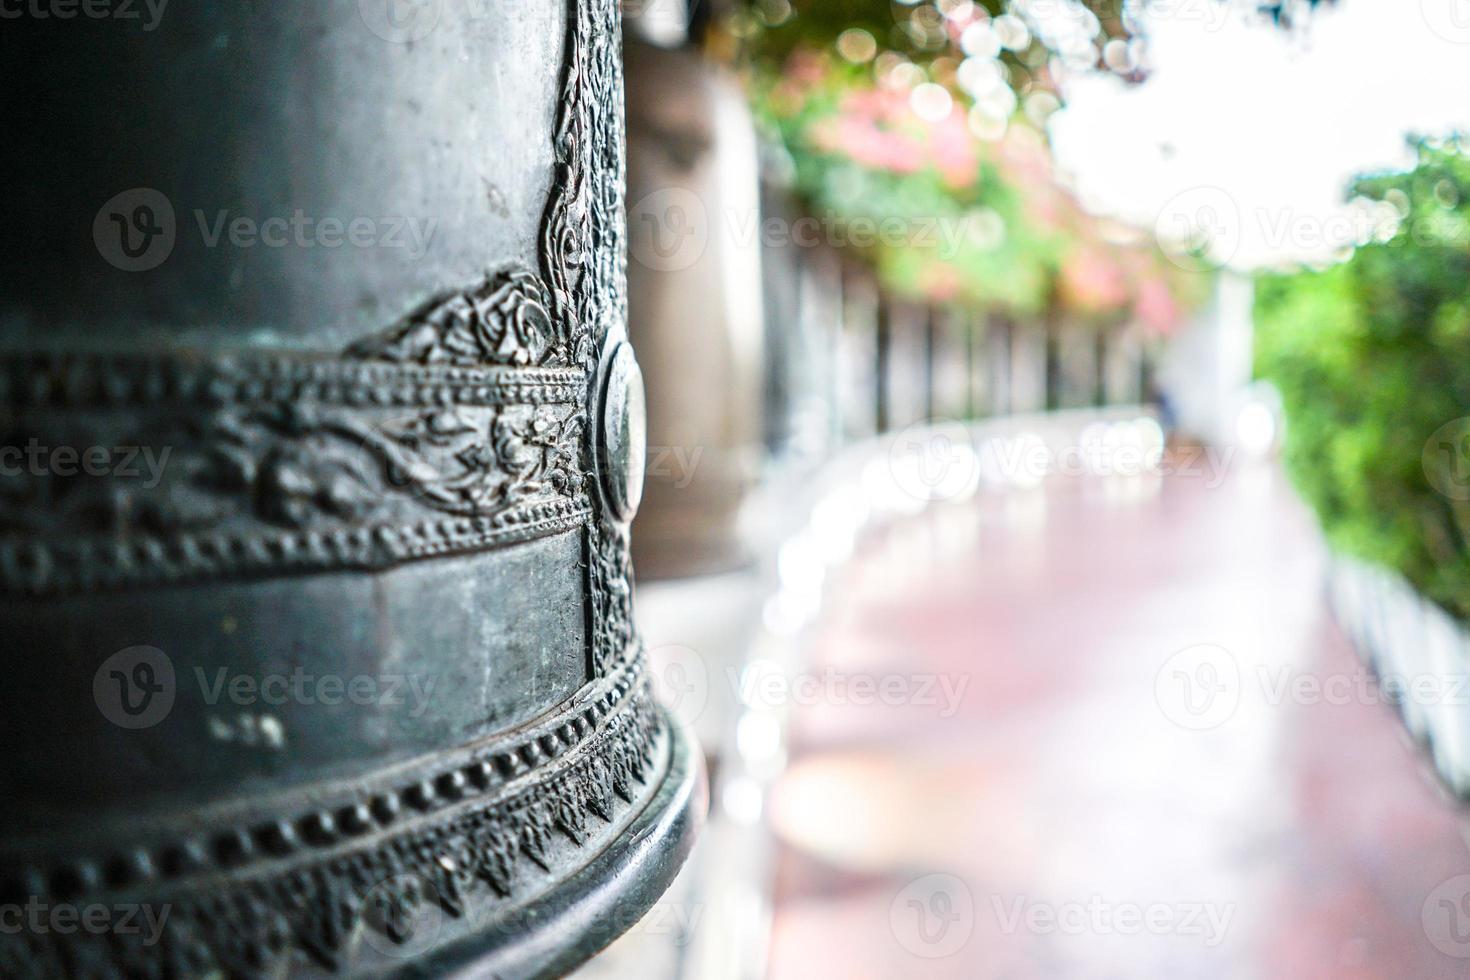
416,705,706,980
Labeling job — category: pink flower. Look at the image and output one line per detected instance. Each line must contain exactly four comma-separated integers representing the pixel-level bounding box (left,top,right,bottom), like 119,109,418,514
930,111,978,188
1134,278,1183,335
814,116,926,174
1060,247,1129,312
815,88,978,187
785,50,828,87
920,263,963,302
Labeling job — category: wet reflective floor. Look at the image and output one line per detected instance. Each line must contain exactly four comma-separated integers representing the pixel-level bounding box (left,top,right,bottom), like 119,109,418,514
766,462,1470,980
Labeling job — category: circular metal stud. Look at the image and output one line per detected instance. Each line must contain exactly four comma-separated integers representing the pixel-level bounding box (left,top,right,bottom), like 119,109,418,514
597,342,648,524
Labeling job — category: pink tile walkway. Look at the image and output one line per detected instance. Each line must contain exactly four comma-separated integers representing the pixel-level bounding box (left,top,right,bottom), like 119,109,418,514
766,463,1470,980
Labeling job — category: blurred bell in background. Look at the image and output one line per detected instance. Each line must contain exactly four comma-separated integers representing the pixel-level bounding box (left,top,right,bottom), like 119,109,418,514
626,0,765,582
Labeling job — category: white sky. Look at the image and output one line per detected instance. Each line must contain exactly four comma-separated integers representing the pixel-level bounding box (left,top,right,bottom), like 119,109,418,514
1046,0,1470,268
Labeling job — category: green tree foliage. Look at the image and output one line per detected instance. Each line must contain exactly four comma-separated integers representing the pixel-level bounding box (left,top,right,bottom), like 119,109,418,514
742,0,1134,90
1256,137,1470,619
744,9,1207,325
735,0,1335,81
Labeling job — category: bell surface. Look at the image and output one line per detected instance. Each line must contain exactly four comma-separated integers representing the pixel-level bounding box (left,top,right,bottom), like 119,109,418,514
0,1,702,977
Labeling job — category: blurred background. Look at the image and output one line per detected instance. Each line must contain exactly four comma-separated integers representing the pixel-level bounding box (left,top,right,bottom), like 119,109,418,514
585,1,1470,977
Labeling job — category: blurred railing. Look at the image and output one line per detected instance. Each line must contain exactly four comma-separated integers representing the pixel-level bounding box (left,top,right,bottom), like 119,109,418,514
758,182,1161,469
1327,558,1470,799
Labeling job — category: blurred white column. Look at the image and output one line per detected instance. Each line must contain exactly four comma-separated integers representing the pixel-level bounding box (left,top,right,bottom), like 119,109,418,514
1158,271,1255,444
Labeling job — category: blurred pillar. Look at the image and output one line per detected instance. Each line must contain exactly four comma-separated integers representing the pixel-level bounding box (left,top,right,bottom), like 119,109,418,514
796,247,844,456
887,301,929,429
1045,317,1063,411
1010,322,1048,413
840,264,880,442
964,313,988,419
760,179,803,457
762,184,842,462
875,296,893,432
930,308,972,420
1104,322,1144,405
923,307,938,422
988,316,1015,416
1141,351,1157,408
1054,320,1100,409
624,27,765,579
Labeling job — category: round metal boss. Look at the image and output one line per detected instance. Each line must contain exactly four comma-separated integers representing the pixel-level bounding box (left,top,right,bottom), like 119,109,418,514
599,342,647,523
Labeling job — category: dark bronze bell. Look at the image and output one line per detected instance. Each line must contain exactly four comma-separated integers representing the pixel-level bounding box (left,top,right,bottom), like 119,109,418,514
0,1,702,976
